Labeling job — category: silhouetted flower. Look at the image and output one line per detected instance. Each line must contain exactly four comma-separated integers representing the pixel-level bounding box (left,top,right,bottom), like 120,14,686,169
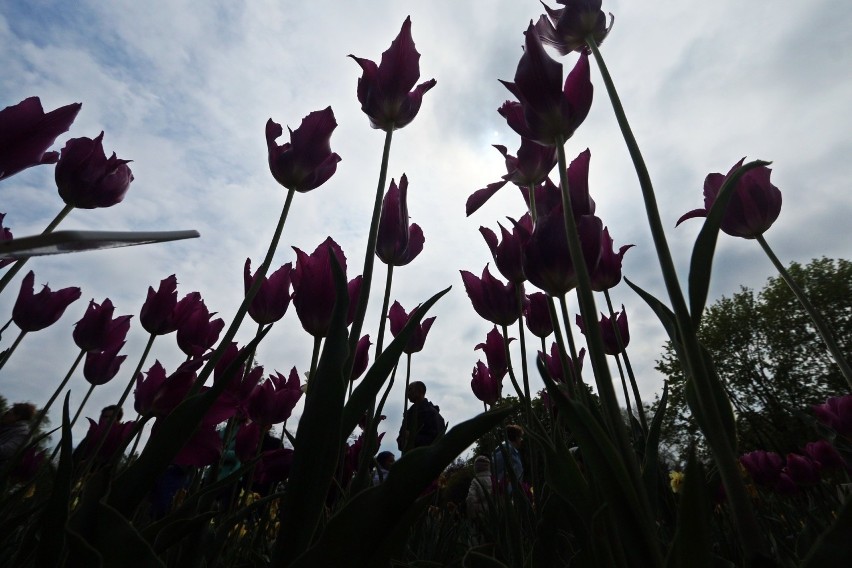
248,368,303,426
73,298,132,352
55,132,133,208
266,107,341,193
740,450,784,486
535,0,614,55
140,275,179,335
350,335,372,382
388,301,436,354
134,359,203,417
480,215,532,283
471,361,502,406
12,271,81,332
0,96,81,181
812,395,852,436
475,326,513,380
676,158,782,239
176,298,224,357
83,339,127,385
540,342,585,384
171,422,222,467
460,265,521,326
349,16,436,131
590,227,633,291
576,307,629,355
784,453,820,485
78,417,136,462
244,258,292,325
803,440,845,470
524,292,554,338
376,174,425,266
499,25,592,146
0,213,14,269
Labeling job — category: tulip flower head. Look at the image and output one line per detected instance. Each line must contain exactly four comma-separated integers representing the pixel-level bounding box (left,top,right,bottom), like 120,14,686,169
576,306,629,355
540,342,585,384
740,450,784,487
83,339,127,385
460,265,521,327
676,158,782,239
349,16,436,131
480,215,532,284
55,132,133,209
524,292,554,338
175,297,225,357
172,422,222,467
376,175,425,266
79,417,136,462
0,96,81,181
73,298,132,352
535,0,614,55
475,326,513,381
589,227,633,291
140,275,179,335
134,359,203,417
244,258,293,325
499,25,593,147
812,395,852,437
1,213,14,269
350,335,372,382
471,360,502,406
266,107,341,193
803,440,845,470
248,368,304,426
784,453,821,485
291,237,352,337
387,301,436,355
12,271,81,332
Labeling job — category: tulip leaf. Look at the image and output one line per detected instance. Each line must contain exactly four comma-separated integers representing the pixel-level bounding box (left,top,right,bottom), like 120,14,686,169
289,405,515,568
643,381,668,519
92,502,165,568
625,277,683,359
688,159,771,328
152,511,217,554
340,286,451,445
108,327,269,516
273,250,350,566
463,550,511,567
801,499,852,568
539,358,663,568
665,448,712,568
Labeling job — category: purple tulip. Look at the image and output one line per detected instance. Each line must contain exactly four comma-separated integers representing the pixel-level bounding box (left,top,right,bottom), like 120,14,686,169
576,307,629,355
292,237,354,337
812,395,852,437
79,418,136,462
460,265,521,327
12,271,81,332
0,96,81,181
349,16,437,131
524,292,554,338
376,175,425,266
0,213,14,269
523,207,602,296
466,139,557,216
387,301,436,354
590,228,634,291
140,275,179,335
83,339,127,385
676,158,782,239
784,453,821,485
248,368,303,426
803,440,846,470
475,326,513,381
176,298,224,357
134,359,203,417
540,342,585,384
480,215,532,284
499,25,593,147
73,298,132,352
55,132,133,209
255,447,294,487
214,342,264,407
471,361,502,406
523,149,596,219
266,107,341,193
350,335,372,382
244,258,293,325
740,450,784,486
171,422,222,467
235,421,262,462
535,0,614,55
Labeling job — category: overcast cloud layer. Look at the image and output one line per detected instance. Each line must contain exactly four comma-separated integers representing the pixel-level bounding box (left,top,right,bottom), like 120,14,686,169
1,0,850,453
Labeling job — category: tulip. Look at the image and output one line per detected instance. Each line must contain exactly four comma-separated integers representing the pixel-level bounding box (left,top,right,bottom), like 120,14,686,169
466,139,557,216
803,440,845,470
236,421,262,462
12,271,81,332
576,307,629,355
523,207,601,296
248,368,303,426
524,292,554,338
73,298,132,352
134,359,203,417
387,301,436,354
176,298,225,357
740,450,784,486
589,228,634,291
78,417,136,462
255,447,294,487
676,158,782,239
784,453,821,485
521,178,564,221
540,342,585,384
0,213,14,269
266,107,341,193
350,335,372,382
460,265,521,327
471,361,502,406
349,16,436,131
475,326,513,381
376,175,425,266
480,215,532,284
214,343,264,416
523,149,597,219
245,258,293,325
499,25,592,147
291,237,352,337
55,132,133,208
140,275,179,335
0,96,81,181
535,0,614,55
812,395,852,437
83,339,127,385
172,422,222,467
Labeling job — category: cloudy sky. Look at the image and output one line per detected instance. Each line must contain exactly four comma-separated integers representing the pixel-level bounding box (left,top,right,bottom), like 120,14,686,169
1,0,850,455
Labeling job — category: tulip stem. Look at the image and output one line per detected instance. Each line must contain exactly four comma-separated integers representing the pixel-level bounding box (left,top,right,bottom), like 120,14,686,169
375,264,395,357
604,290,647,432
557,296,583,391
69,383,97,428
0,329,27,373
545,298,575,399
0,204,74,297
756,235,852,389
348,128,394,370
587,35,766,558
115,333,157,411
308,336,322,392
526,183,538,224
501,324,528,415
515,289,532,410
31,349,85,438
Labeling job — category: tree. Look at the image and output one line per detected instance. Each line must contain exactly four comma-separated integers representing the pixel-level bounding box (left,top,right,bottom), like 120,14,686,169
655,257,852,463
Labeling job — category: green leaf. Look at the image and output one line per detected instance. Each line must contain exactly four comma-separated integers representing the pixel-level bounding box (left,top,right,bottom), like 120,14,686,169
463,550,511,567
665,448,712,568
802,498,852,568
151,511,217,554
643,381,668,519
289,405,516,568
93,502,165,568
35,393,73,567
688,159,771,328
625,278,684,360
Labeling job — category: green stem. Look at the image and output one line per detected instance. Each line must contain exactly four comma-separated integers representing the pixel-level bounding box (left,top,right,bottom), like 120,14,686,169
757,235,852,389
127,413,144,457
400,353,412,453
115,333,157,410
515,288,532,407
374,264,394,357
69,383,97,428
545,298,575,398
0,204,74,296
557,295,583,391
0,329,28,373
348,128,394,367
527,183,538,224
308,336,322,390
604,289,647,432
501,324,528,418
